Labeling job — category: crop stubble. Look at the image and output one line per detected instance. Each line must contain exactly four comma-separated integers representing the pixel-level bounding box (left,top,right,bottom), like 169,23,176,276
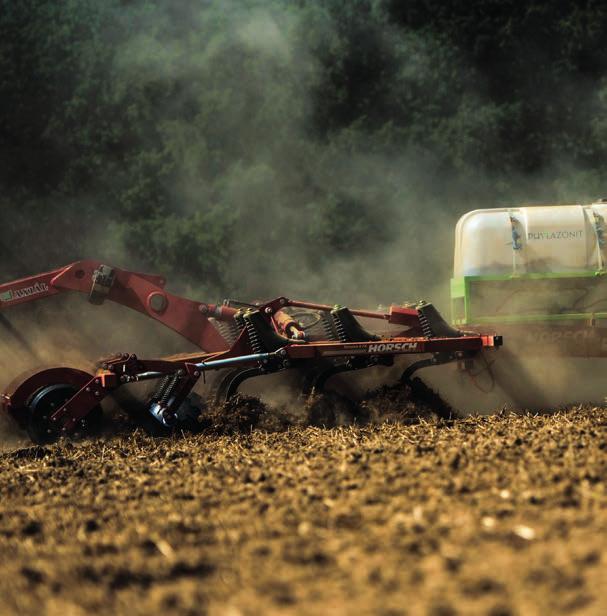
0,402,605,616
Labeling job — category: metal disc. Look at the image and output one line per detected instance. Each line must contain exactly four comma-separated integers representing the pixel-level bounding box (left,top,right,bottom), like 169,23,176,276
26,384,103,444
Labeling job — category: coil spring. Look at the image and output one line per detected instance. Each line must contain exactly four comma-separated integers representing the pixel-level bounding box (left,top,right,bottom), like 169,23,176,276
243,312,264,354
153,374,180,405
152,375,171,402
234,312,246,330
418,311,434,338
215,318,243,345
321,312,339,341
331,312,349,343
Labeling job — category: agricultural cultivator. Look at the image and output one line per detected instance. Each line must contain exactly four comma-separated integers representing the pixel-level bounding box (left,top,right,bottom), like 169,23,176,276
0,260,501,444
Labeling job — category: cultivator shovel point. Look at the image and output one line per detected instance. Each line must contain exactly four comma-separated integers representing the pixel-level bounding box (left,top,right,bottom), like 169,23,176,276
0,260,502,443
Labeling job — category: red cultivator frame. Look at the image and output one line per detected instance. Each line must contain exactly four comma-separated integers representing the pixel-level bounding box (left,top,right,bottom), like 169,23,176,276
0,261,502,443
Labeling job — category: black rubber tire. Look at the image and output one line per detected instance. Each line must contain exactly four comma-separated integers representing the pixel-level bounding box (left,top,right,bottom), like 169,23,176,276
26,384,103,445
134,393,206,437
137,415,173,437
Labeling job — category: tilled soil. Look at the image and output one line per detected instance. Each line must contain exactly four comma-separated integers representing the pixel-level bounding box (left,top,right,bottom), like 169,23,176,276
0,405,606,616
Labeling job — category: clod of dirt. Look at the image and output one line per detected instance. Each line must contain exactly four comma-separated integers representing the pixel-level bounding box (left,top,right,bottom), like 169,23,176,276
305,391,361,427
21,520,43,537
361,379,457,424
198,395,269,435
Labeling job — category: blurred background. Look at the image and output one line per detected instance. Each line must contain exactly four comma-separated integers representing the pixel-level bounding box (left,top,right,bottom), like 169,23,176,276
2,0,607,308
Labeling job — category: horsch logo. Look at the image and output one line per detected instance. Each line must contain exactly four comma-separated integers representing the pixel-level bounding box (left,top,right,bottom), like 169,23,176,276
0,282,49,302
368,342,419,353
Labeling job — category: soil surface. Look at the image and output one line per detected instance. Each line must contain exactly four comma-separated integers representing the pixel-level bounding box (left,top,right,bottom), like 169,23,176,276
0,402,606,616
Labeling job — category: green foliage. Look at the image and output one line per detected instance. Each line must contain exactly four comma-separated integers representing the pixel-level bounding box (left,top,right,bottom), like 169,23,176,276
2,0,607,301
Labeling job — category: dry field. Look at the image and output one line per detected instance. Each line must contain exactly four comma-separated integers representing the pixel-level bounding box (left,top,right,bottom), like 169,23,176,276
0,397,606,616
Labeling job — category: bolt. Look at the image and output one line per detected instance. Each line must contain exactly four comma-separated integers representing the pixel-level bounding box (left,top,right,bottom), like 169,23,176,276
279,298,286,306
94,379,100,385
47,429,53,434
94,391,101,397
265,307,273,314
86,387,91,393
194,371,200,377
199,304,209,314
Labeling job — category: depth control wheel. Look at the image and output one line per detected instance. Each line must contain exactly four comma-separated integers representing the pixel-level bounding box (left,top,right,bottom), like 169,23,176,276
26,384,103,445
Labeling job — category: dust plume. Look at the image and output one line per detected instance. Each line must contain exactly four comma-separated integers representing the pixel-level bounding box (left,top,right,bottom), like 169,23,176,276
3,1,607,307
0,2,523,306
2,1,607,438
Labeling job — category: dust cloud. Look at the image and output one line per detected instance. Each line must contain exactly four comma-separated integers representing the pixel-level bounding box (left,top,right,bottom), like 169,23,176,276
1,1,607,442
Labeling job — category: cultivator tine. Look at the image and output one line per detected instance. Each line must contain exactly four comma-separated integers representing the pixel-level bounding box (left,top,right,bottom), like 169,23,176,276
400,353,459,385
400,358,439,384
302,363,355,396
211,367,265,403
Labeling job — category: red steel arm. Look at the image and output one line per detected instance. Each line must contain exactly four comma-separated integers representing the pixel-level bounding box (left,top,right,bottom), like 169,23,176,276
0,263,430,354
0,260,232,352
0,268,63,306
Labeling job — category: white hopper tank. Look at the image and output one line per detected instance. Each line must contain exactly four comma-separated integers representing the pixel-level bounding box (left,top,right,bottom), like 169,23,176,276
454,203,607,278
